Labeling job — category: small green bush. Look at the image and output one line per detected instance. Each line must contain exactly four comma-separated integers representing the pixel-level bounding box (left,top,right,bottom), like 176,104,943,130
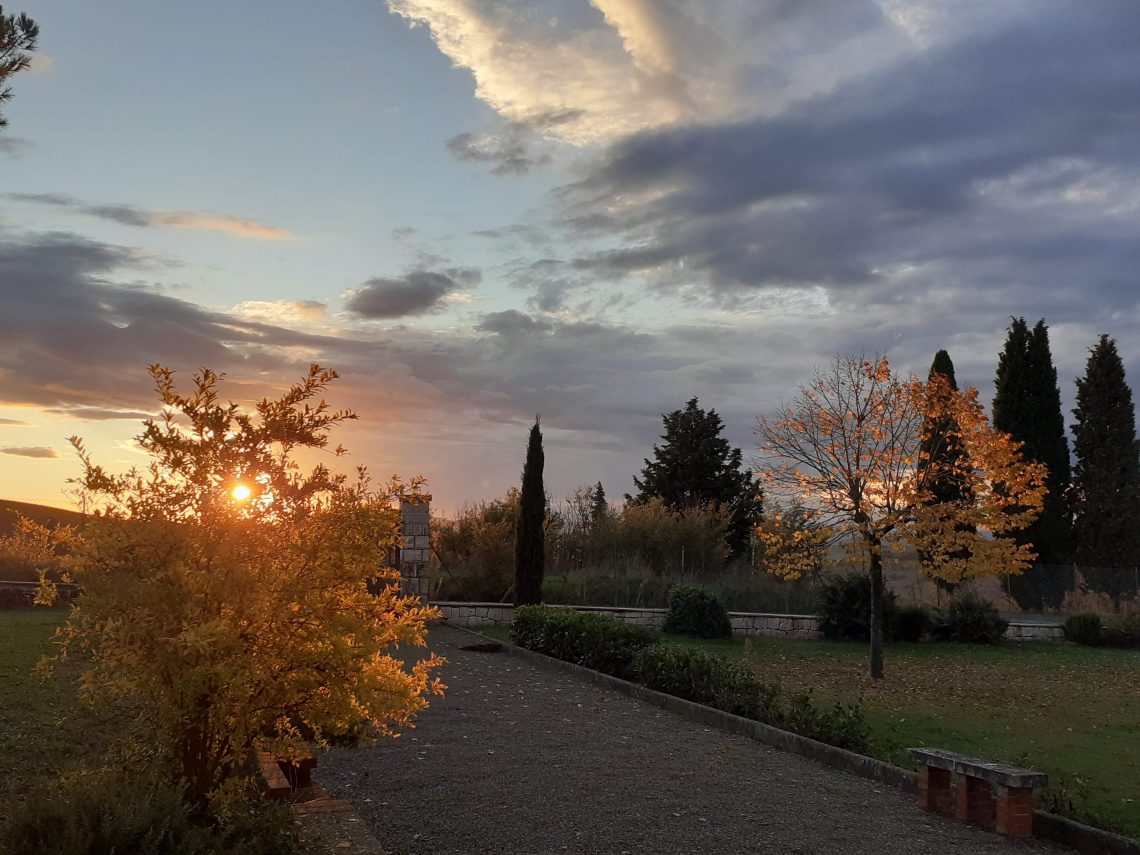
893,605,930,643
1102,613,1140,649
930,592,1008,645
816,573,898,641
0,772,299,855
1064,612,1104,646
510,604,657,679
781,689,871,753
663,584,732,639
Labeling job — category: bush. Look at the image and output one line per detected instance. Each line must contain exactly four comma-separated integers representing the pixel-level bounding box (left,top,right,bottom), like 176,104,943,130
632,646,869,752
816,573,897,641
1102,613,1140,649
930,592,1008,645
893,605,930,642
0,772,299,855
510,605,656,680
633,646,780,720
663,584,732,639
1064,612,1104,646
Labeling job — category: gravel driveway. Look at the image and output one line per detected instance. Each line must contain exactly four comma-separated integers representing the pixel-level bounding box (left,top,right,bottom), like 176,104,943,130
317,625,1065,855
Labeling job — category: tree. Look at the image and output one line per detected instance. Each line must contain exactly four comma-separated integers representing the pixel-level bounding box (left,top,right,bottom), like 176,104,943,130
993,318,1074,609
1072,335,1140,609
0,7,38,129
514,418,545,605
630,398,762,557
590,481,608,528
38,365,444,812
917,350,974,593
756,356,1046,679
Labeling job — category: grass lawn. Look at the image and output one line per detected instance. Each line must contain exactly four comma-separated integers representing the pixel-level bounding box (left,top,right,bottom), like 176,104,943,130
476,622,1140,837
0,608,120,801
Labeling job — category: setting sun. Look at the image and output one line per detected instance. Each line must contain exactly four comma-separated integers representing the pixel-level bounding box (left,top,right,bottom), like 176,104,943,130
231,484,252,502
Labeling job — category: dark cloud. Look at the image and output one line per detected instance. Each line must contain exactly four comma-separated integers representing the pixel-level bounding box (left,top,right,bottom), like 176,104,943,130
2,446,60,458
44,407,154,421
560,5,1140,319
0,230,352,411
476,310,552,337
446,110,581,175
0,137,31,157
344,269,477,319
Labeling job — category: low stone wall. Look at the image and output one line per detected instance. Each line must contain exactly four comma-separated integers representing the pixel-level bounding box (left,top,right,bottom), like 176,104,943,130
432,602,821,639
432,602,1066,643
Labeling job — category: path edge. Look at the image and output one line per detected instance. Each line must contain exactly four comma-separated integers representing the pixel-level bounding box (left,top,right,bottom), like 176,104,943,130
446,622,1140,855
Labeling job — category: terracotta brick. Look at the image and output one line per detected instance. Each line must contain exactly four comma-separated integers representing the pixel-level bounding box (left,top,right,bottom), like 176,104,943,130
955,775,994,827
995,787,1035,837
918,766,953,814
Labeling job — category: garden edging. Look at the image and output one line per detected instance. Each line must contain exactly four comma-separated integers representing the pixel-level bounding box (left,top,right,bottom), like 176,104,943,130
446,622,1140,855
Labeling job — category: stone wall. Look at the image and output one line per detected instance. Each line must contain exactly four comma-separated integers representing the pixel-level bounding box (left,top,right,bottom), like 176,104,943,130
432,601,1066,643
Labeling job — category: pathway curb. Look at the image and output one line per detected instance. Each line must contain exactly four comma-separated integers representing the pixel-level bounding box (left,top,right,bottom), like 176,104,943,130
447,622,1140,855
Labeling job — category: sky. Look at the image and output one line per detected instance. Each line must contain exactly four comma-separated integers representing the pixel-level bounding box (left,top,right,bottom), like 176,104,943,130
2,0,1139,513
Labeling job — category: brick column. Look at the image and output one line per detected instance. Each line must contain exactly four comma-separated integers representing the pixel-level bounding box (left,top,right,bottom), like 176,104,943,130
917,766,953,815
398,500,430,599
995,787,1035,837
955,775,994,827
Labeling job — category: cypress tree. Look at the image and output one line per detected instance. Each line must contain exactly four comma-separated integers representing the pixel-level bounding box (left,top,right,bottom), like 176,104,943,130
992,318,1074,609
590,481,608,528
630,398,762,557
514,418,545,605
1072,335,1140,608
918,350,973,592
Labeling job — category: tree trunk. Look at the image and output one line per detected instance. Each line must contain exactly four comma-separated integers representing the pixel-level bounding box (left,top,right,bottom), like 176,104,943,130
869,540,885,680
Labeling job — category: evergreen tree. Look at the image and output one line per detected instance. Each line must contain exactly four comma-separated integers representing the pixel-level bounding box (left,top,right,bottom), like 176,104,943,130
514,418,545,605
1072,335,1140,608
590,481,608,528
993,318,1073,609
918,350,973,592
629,398,761,556
0,8,39,129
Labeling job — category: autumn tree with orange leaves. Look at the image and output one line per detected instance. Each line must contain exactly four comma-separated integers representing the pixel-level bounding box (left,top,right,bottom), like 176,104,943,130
755,356,1046,679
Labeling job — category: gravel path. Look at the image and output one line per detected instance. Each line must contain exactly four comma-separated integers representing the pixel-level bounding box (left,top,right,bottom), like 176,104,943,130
317,626,1066,855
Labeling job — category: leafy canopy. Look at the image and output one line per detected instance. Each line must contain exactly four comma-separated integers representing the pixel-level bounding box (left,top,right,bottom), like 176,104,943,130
41,364,444,809
0,7,38,129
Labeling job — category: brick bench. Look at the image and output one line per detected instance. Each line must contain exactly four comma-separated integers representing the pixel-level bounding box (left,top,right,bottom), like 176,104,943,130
256,748,318,801
909,748,1047,838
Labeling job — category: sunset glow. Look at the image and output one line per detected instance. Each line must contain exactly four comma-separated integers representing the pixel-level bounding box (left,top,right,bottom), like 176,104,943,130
231,484,252,503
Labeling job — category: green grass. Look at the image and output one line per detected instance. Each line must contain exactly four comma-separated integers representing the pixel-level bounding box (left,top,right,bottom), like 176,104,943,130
480,621,1140,837
0,608,120,800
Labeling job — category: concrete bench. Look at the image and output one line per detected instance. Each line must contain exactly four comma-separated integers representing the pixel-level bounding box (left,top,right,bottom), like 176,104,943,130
909,747,1047,838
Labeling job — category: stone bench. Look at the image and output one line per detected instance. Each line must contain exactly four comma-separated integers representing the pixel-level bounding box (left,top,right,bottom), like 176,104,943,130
256,748,318,801
909,747,1047,838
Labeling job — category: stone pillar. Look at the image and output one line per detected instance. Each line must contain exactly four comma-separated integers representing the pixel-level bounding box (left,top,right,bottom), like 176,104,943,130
399,500,430,599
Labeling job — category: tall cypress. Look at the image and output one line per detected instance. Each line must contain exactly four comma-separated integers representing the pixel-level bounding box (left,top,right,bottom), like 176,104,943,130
918,350,973,591
590,481,608,528
992,318,1073,609
1072,335,1140,608
514,418,545,605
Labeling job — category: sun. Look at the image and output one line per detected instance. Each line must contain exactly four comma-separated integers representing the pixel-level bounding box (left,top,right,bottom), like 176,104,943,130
231,484,253,502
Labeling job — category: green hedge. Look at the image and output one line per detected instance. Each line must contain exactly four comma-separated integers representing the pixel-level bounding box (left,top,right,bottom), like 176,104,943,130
510,605,657,680
510,605,869,753
929,592,1008,645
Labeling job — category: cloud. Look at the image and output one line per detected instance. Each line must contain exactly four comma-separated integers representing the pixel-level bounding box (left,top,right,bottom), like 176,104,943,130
2,446,60,459
0,418,29,426
344,269,479,319
2,194,294,240
0,137,31,157
231,299,327,328
476,309,553,337
446,110,580,174
553,4,1140,322
44,407,153,421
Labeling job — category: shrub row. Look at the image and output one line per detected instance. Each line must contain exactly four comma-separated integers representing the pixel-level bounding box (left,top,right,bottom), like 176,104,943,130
510,604,657,680
817,575,1008,645
662,584,732,639
1064,612,1140,648
510,605,869,752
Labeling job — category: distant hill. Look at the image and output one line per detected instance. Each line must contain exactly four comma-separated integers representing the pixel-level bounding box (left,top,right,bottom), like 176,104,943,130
0,499,85,536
